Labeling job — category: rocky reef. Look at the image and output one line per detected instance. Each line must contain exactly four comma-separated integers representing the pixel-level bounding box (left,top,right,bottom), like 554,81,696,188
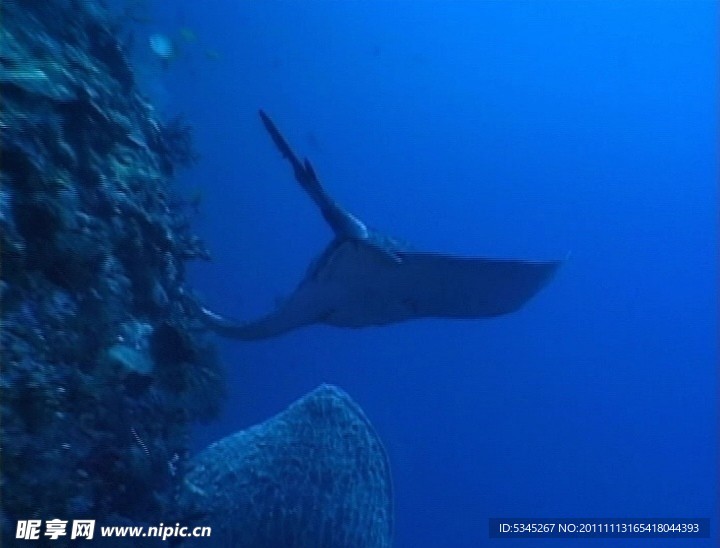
1,0,222,541
1,2,394,546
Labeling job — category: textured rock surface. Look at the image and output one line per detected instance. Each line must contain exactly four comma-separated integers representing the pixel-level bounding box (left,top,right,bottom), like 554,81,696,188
1,1,222,543
177,384,394,547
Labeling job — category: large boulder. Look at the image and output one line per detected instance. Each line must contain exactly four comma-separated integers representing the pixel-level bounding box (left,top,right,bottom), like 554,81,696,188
177,384,393,547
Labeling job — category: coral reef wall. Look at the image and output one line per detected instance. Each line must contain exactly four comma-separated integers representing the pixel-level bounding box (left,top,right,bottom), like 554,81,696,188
1,0,223,541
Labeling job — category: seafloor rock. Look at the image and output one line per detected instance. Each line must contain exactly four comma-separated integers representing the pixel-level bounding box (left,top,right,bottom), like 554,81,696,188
176,384,394,547
1,1,221,544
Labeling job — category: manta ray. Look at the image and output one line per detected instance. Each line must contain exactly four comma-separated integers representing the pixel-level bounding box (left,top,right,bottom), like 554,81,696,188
200,110,561,340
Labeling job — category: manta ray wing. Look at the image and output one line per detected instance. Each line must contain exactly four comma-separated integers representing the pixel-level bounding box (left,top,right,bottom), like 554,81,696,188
308,242,561,327
199,239,377,339
200,291,322,340
200,269,328,341
379,252,561,320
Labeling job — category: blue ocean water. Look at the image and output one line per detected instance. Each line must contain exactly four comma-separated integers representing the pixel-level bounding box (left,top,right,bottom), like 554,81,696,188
142,1,717,546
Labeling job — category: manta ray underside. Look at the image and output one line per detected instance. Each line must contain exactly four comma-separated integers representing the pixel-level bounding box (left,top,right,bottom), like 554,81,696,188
201,110,561,340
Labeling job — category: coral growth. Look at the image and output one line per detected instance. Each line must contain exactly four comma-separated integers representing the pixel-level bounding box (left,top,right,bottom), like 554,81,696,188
1,1,222,543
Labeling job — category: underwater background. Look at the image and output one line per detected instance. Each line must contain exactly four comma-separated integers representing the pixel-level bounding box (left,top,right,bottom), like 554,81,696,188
141,1,718,546
3,0,716,546
133,1,718,546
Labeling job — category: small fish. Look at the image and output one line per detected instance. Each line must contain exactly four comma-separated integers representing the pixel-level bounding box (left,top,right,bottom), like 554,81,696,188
149,33,176,68
204,49,221,61
179,27,197,42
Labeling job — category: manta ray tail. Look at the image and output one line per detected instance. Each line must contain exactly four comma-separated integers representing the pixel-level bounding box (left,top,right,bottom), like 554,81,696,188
259,110,368,240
